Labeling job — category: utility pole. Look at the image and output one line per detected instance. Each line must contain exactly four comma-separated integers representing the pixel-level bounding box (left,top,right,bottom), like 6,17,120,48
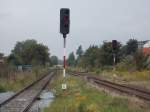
60,8,70,90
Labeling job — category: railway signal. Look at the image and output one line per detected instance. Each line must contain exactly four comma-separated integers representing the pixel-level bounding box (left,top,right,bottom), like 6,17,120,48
112,40,118,66
112,40,117,50
60,8,70,90
60,8,70,35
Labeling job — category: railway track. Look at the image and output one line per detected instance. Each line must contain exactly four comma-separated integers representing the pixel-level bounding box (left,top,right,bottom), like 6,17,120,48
0,72,54,112
70,72,150,101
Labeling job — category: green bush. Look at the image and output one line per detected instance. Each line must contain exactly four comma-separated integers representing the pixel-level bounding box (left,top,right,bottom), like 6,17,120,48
133,51,148,70
116,51,150,71
0,85,6,92
95,69,102,74
146,56,150,69
116,55,136,71
78,103,87,112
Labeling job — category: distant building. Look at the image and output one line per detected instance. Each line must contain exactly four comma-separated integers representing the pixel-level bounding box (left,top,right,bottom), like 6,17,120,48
137,40,150,55
138,40,149,49
17,65,32,71
143,41,150,55
17,65,23,71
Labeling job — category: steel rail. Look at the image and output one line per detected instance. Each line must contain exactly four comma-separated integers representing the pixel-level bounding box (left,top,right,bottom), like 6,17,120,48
70,72,150,101
0,71,54,112
23,73,54,112
88,76,150,95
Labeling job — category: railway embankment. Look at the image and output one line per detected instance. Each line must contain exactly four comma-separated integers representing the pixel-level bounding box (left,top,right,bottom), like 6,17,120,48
43,72,150,112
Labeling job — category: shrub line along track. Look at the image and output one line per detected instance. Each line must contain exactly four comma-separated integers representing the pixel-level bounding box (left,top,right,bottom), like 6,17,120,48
0,72,54,112
70,72,150,101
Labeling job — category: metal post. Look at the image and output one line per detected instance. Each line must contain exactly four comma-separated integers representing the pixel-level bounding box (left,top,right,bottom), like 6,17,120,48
62,34,67,90
113,53,116,65
113,52,116,71
63,34,66,77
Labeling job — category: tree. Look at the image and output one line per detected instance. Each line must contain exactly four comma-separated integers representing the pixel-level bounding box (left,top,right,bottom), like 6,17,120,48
67,52,75,66
76,45,83,57
26,43,49,65
50,56,58,66
78,41,122,69
126,39,138,55
98,41,121,66
99,42,113,66
79,45,99,69
8,39,50,66
7,54,22,65
76,45,83,65
0,53,4,59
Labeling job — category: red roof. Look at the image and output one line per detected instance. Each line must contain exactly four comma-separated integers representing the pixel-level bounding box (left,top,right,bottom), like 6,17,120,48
143,48,150,55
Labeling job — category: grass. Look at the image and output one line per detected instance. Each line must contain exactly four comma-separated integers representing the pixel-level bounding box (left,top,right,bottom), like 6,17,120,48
44,72,149,112
0,67,49,92
68,67,150,81
98,70,150,82
0,72,37,92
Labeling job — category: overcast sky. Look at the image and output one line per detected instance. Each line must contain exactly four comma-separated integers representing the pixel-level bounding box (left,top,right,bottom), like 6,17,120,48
0,0,150,58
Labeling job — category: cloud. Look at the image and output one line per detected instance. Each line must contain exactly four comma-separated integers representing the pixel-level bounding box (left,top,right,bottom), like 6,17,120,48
0,0,150,58
0,12,11,19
